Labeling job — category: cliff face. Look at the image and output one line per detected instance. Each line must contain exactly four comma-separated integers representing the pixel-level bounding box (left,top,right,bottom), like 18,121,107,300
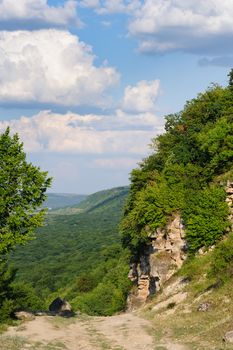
127,182,233,308
226,181,233,229
127,213,187,308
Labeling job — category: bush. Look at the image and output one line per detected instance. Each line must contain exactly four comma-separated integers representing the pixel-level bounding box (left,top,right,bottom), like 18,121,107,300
209,234,233,283
183,186,230,252
0,261,44,323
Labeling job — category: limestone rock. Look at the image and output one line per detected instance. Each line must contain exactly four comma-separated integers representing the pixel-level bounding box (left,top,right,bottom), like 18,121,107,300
14,311,35,321
224,330,233,343
127,213,187,308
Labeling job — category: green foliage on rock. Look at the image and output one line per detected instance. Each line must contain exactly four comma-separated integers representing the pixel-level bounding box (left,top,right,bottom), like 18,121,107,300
183,186,229,252
209,233,233,284
121,73,233,257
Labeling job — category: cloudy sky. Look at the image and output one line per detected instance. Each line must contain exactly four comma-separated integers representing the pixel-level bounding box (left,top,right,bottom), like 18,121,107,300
0,0,231,194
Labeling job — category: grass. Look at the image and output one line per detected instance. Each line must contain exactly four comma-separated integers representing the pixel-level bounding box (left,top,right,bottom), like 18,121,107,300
48,315,78,329
40,341,68,350
0,335,68,350
141,250,233,350
0,335,29,350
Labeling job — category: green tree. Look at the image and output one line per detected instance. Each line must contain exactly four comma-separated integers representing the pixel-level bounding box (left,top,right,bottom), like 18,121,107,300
0,128,51,321
0,127,52,255
228,68,233,90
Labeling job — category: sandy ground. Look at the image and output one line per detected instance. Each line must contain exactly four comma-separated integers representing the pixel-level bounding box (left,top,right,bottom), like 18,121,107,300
2,313,187,350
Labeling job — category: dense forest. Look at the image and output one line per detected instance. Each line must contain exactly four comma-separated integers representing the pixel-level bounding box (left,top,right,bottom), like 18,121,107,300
11,187,131,316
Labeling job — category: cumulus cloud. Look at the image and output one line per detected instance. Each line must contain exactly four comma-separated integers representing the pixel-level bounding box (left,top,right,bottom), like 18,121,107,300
128,0,233,55
0,0,81,29
0,109,164,154
121,80,160,113
0,30,119,106
80,0,141,14
79,0,233,58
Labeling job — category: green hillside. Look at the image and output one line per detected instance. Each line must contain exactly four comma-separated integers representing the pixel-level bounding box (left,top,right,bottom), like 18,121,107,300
75,186,129,212
42,193,87,210
10,186,131,315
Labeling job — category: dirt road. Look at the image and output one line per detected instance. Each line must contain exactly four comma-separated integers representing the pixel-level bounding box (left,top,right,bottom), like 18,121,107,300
1,312,187,350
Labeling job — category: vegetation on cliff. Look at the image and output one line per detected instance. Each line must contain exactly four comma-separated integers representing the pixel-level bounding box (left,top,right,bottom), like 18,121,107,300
121,71,233,258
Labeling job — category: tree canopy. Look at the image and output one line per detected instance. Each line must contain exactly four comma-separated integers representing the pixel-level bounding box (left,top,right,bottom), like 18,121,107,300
0,127,52,256
121,75,233,256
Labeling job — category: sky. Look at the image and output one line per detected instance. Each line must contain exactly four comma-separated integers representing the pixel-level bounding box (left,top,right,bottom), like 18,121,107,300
0,0,232,194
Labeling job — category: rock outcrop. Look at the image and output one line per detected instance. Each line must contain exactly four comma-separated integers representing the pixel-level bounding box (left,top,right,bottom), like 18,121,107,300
226,181,233,229
49,297,73,317
14,311,35,321
128,213,187,308
128,182,233,308
224,330,233,344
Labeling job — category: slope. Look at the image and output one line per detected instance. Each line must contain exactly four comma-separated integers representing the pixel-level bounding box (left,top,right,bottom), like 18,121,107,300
42,193,87,210
10,186,130,315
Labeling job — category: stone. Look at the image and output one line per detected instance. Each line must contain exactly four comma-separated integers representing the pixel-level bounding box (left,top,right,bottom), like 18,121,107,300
224,330,233,343
197,302,211,312
49,297,72,316
14,311,35,321
127,213,187,308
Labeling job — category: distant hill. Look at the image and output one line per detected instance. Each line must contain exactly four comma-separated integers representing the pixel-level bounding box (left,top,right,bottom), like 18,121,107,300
75,186,129,212
11,186,130,315
49,186,129,215
42,193,87,210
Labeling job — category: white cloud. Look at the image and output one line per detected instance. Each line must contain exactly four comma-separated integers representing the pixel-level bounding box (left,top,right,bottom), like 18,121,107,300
0,0,80,28
0,109,164,154
80,0,141,14
127,0,233,54
79,0,233,56
0,30,119,106
121,80,160,113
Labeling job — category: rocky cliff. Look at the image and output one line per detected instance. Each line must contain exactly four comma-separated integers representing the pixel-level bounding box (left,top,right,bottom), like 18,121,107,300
127,182,233,309
127,213,187,308
226,181,233,229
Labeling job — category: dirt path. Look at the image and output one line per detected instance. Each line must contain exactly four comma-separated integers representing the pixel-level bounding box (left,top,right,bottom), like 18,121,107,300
1,313,188,350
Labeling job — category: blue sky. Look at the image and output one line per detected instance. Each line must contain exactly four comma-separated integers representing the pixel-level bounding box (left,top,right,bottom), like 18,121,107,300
0,0,231,193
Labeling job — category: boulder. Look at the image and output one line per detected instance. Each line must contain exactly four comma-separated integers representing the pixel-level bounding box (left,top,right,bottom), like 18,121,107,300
15,311,35,321
224,330,233,343
49,297,73,317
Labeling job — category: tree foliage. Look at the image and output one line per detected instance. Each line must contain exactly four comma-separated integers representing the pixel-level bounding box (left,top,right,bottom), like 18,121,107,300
0,128,51,322
0,128,52,255
121,73,233,256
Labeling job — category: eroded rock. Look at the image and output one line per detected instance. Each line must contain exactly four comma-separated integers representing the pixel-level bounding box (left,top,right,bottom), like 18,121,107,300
127,213,187,308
